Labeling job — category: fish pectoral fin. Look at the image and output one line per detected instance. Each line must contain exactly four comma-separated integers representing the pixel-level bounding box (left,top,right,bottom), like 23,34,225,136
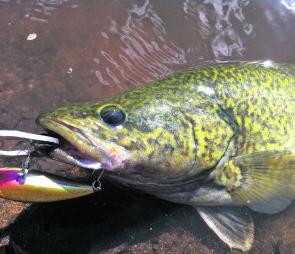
196,206,254,252
215,151,295,214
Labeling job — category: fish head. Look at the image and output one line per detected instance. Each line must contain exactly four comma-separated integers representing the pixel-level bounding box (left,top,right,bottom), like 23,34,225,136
37,86,234,185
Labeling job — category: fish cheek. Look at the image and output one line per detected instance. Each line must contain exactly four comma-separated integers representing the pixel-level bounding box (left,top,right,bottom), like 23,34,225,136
111,106,197,178
138,131,196,178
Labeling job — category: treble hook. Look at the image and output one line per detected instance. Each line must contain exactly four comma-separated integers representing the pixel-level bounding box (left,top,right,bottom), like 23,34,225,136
0,130,60,181
17,148,33,179
92,169,105,191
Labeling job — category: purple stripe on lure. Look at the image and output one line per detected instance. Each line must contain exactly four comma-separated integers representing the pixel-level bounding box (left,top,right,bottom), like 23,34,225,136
0,169,24,185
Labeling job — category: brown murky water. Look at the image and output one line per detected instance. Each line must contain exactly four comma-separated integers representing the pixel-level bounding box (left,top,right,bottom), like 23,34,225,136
1,0,295,253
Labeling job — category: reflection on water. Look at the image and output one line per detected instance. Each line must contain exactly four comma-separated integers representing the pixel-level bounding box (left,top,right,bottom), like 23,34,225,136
25,0,79,22
1,0,295,253
184,0,252,58
93,0,187,87
282,0,295,11
1,0,294,91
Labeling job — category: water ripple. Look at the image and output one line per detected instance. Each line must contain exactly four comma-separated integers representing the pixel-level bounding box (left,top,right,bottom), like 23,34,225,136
93,0,186,89
1,0,295,90
184,0,253,59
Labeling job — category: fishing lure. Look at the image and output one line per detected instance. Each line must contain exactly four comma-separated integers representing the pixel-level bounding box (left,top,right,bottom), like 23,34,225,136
0,130,100,202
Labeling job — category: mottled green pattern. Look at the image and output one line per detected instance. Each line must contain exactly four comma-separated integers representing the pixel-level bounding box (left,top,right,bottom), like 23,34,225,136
38,61,295,193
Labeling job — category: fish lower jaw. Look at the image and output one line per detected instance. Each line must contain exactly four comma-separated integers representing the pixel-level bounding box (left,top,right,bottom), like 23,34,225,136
38,119,116,171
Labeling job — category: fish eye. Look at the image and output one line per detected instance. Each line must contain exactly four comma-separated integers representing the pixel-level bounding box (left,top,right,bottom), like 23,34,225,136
100,106,126,126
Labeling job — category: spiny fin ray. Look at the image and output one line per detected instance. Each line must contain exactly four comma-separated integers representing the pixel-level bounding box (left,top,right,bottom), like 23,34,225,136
196,206,254,251
215,151,295,214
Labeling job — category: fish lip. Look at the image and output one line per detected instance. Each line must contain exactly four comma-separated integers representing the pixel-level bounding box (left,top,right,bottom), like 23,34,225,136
37,118,113,170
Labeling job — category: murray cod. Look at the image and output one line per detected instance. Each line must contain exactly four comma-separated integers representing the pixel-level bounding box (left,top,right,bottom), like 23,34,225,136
5,61,295,251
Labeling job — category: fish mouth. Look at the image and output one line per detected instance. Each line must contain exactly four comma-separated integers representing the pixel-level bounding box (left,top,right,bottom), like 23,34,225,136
0,116,123,203
0,115,130,203
37,118,129,173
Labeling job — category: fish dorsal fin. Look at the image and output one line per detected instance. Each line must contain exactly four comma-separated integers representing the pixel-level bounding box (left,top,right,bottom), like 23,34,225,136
196,206,254,252
215,151,295,214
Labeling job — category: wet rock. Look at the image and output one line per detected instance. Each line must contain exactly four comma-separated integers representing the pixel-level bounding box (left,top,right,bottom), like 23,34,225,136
274,240,285,254
229,250,247,254
151,239,159,253
0,236,9,247
274,240,295,254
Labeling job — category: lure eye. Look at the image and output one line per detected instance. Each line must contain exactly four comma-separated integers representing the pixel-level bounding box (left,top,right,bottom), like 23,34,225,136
100,106,126,126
